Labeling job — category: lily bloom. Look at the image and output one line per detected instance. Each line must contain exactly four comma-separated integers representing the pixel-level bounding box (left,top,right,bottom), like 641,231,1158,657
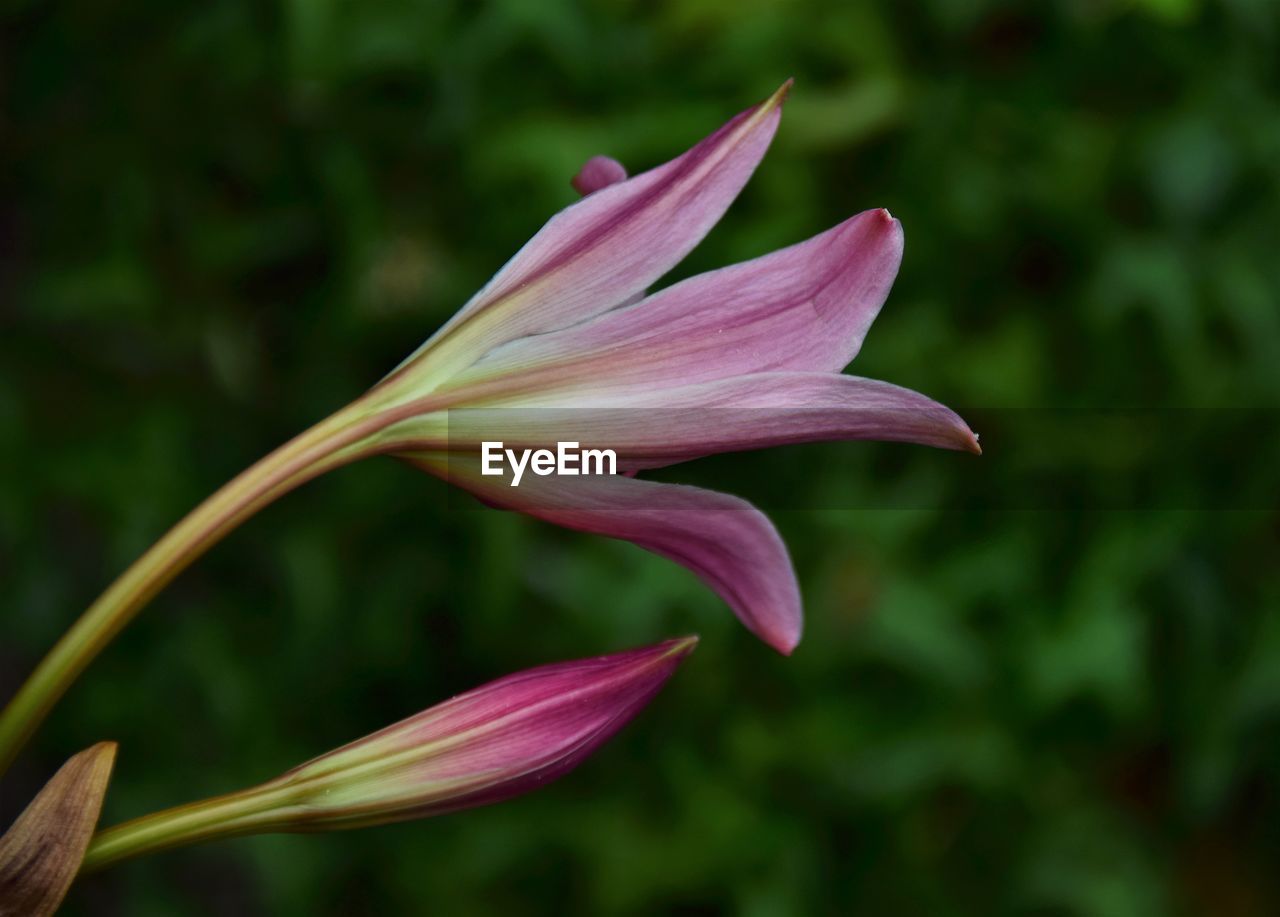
348,80,979,653
0,82,976,773
82,638,696,869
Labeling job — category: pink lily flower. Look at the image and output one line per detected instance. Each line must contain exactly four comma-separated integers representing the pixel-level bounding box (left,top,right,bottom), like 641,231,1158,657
350,81,978,654
83,638,696,868
0,80,977,788
0,83,978,773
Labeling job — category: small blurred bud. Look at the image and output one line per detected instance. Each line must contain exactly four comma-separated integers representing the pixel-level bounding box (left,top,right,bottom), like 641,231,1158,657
570,155,628,196
0,742,116,917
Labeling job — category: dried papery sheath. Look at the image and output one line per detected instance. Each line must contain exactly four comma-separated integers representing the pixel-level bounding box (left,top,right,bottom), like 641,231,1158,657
0,742,116,917
82,638,695,869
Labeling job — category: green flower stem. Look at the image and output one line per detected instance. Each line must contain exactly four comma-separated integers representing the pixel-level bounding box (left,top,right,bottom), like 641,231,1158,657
81,781,298,872
0,402,390,776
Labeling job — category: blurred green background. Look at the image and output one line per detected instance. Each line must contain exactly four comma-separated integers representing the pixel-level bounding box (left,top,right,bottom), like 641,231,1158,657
3,0,1280,914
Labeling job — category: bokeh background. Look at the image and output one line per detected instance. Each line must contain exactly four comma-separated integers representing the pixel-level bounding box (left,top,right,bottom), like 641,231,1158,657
4,1,1280,914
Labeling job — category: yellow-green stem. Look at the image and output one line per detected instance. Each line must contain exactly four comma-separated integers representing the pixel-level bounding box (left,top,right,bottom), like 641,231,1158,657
0,403,386,776
81,781,298,872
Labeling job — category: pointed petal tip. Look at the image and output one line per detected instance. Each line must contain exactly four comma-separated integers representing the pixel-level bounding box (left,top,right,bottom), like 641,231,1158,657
765,78,795,110
940,412,981,455
862,207,902,243
926,398,981,455
662,635,701,660
866,206,904,251
757,618,802,656
946,417,982,455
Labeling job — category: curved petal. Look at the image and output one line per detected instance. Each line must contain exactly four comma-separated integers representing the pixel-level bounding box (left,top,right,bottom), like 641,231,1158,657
408,454,802,654
385,82,790,386
425,372,979,470
450,208,903,398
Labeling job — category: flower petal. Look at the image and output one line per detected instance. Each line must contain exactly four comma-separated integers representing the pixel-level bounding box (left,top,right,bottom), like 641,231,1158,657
570,155,628,196
386,82,790,385
429,372,979,470
411,455,802,654
450,208,903,397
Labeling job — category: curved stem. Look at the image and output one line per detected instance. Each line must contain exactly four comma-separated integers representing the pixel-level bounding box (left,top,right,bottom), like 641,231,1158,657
0,404,387,776
81,781,298,872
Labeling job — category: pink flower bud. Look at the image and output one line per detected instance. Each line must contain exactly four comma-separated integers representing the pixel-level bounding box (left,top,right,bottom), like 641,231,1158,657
275,636,697,828
84,638,696,869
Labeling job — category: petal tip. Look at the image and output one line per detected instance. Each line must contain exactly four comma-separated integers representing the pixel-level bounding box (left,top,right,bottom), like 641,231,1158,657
662,634,701,660
865,206,902,237
766,78,795,110
761,618,802,656
850,207,902,254
870,207,901,230
947,418,981,455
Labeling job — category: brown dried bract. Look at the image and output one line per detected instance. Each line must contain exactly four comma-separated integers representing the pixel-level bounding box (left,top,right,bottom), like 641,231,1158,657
0,743,116,917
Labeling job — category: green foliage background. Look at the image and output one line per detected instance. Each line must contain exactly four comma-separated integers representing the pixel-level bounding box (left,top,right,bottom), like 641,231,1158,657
3,1,1279,914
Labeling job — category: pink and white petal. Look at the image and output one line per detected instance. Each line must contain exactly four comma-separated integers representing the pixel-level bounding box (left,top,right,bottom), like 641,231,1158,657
438,372,980,469
571,156,628,196
408,454,803,654
449,208,903,397
390,83,790,382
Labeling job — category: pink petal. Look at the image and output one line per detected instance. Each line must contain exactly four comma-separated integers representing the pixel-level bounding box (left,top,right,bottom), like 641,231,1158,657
412,456,803,654
571,155,628,196
450,208,903,397
392,82,790,380
441,372,980,470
